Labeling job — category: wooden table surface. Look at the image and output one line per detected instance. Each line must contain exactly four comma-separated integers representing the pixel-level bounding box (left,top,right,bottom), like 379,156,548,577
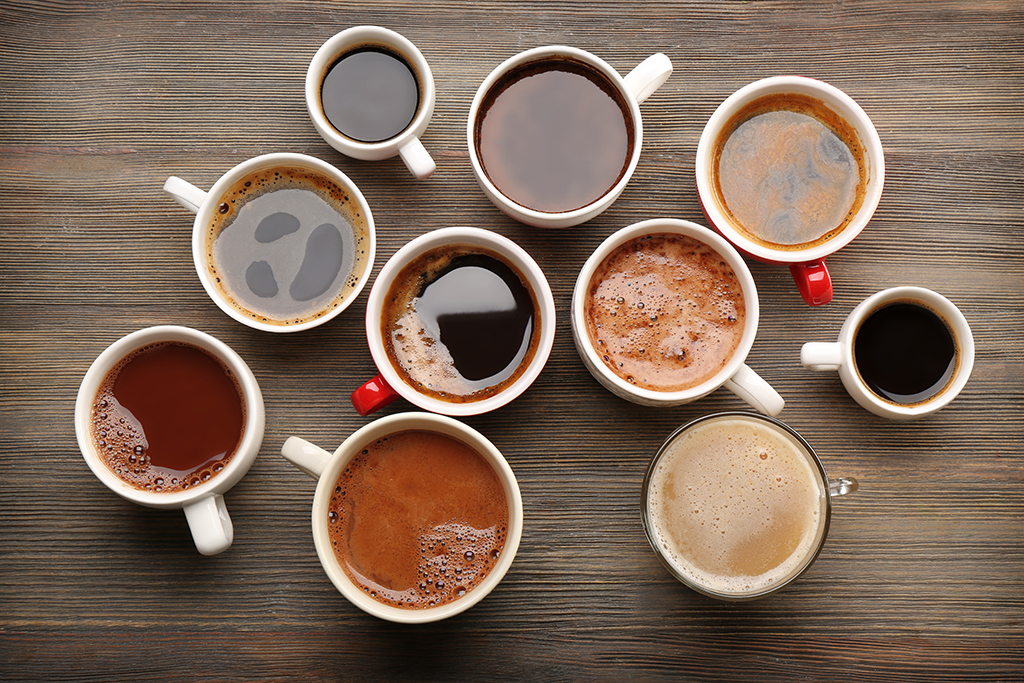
2,1,1022,680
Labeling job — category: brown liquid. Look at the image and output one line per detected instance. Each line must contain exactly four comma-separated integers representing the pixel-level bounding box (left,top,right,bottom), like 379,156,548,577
321,47,420,143
475,56,634,213
381,245,541,403
206,166,372,326
712,92,867,250
585,234,746,392
90,342,246,493
328,430,509,610
647,417,823,594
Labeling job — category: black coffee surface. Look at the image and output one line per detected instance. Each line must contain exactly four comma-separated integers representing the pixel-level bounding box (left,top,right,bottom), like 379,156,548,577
854,302,957,404
321,47,419,143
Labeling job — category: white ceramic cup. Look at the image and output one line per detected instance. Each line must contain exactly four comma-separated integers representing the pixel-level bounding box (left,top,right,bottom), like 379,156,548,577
801,286,974,419
280,412,524,623
74,325,266,555
572,218,784,415
351,226,557,417
163,152,376,333
467,46,673,228
306,26,436,179
695,76,885,306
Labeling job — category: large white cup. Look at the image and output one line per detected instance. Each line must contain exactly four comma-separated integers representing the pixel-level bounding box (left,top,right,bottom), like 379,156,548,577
74,325,265,555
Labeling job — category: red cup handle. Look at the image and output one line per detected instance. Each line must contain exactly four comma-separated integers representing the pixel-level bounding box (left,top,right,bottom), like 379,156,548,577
351,372,401,416
790,260,833,306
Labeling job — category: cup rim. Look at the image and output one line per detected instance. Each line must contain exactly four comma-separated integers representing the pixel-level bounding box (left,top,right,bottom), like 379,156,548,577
364,226,557,416
466,45,645,226
571,218,759,404
842,286,975,417
191,152,376,333
695,75,885,264
641,411,833,601
305,25,436,158
74,325,265,509
310,412,524,623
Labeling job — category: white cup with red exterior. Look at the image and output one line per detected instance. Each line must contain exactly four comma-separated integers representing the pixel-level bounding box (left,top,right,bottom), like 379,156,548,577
571,218,784,416
695,76,885,306
351,227,556,417
74,325,266,555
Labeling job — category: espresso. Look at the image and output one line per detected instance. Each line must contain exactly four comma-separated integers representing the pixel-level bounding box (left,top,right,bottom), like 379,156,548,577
712,92,867,249
90,342,246,493
475,56,634,213
854,301,957,405
321,47,420,143
585,234,746,392
328,430,509,610
206,166,372,326
382,245,541,403
647,416,824,595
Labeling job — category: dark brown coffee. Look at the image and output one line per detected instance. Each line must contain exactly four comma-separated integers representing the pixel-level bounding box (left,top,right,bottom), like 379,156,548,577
712,92,867,250
205,166,372,326
475,56,634,213
90,342,246,493
381,245,541,403
585,234,746,391
327,430,509,610
854,300,958,405
321,47,420,143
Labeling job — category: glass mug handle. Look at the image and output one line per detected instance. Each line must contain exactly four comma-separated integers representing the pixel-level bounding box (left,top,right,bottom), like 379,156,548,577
829,477,859,497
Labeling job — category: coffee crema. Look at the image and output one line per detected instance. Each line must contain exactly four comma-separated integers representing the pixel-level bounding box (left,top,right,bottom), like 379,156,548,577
475,56,634,213
328,430,509,610
584,234,746,392
321,46,420,143
381,245,541,403
712,92,867,250
646,417,824,595
90,342,246,494
206,166,372,326
854,300,958,405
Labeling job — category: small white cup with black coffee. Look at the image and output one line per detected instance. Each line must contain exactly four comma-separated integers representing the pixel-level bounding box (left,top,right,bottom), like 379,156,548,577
306,26,437,179
572,218,784,415
74,325,266,555
801,286,974,419
163,152,375,333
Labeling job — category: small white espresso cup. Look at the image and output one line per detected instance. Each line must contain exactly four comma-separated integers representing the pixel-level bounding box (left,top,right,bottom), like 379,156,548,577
351,226,557,417
74,325,266,555
572,218,784,415
468,46,672,228
801,287,974,419
163,152,376,333
280,412,524,623
306,26,436,179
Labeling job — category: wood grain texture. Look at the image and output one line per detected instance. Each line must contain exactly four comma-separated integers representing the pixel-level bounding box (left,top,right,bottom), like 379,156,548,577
1,0,1022,681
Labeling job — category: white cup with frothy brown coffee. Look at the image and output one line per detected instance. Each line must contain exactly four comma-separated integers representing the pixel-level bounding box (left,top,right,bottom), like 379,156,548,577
280,412,524,623
571,218,784,415
642,412,858,601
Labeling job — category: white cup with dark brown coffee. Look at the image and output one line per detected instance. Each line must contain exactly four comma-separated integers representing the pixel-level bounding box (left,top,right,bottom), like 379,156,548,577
801,286,975,419
74,325,266,555
280,412,523,623
467,45,672,228
163,152,376,333
642,411,858,601
571,218,785,415
351,226,556,417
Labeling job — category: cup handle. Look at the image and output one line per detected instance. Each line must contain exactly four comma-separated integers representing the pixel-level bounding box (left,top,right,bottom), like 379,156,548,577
398,137,436,180
723,363,785,416
801,342,844,371
163,176,207,214
623,53,673,104
829,477,859,497
790,260,833,306
350,372,401,416
183,494,233,556
280,436,333,479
